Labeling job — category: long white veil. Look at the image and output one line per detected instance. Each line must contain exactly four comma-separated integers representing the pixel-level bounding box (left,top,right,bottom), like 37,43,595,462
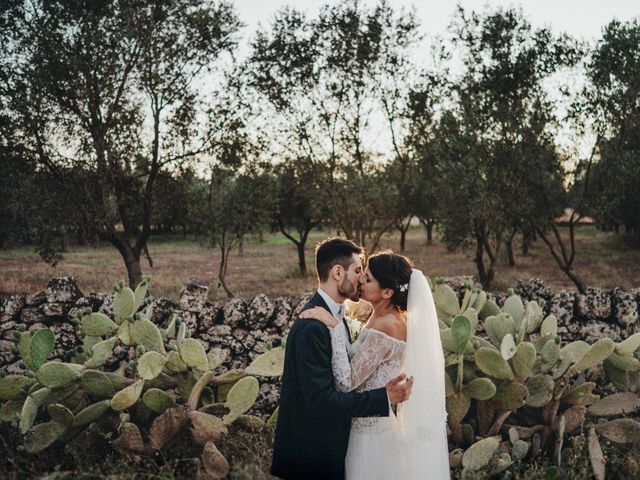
397,269,450,479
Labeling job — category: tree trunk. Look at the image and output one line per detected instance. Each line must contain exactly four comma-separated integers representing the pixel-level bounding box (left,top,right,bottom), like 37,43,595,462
76,227,88,246
277,219,316,276
419,218,435,245
534,223,588,294
396,216,413,252
110,233,144,288
59,231,68,252
521,230,531,257
506,230,516,267
218,244,234,298
474,233,496,289
296,242,307,275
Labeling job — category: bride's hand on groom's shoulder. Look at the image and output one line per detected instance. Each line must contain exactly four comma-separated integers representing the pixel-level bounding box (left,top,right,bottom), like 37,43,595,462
299,307,339,328
385,374,414,404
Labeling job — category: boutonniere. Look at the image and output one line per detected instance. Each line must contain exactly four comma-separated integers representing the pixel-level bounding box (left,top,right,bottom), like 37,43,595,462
344,314,365,343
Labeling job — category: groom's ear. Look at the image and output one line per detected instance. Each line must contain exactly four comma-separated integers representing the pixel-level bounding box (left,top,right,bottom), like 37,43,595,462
330,264,344,282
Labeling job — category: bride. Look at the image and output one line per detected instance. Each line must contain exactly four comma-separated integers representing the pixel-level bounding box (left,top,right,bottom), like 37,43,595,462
300,251,450,480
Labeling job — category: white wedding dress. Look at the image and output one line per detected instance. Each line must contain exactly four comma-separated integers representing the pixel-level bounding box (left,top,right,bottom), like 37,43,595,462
330,326,406,480
330,269,450,480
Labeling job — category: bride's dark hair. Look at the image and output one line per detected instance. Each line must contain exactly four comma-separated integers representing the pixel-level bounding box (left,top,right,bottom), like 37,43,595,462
366,251,413,311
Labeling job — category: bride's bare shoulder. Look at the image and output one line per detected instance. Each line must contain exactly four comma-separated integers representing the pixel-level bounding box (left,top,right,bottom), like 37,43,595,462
368,313,407,342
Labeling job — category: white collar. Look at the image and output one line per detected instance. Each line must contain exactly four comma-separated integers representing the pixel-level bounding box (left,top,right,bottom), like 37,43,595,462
317,288,345,320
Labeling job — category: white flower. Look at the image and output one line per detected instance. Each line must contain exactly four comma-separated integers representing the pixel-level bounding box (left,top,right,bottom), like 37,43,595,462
398,283,408,292
344,314,364,342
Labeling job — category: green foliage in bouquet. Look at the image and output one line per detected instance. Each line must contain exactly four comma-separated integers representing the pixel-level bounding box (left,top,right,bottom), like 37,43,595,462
0,278,285,479
433,280,640,479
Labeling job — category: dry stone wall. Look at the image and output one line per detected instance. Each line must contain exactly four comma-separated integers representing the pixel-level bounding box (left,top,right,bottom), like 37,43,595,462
1,276,639,413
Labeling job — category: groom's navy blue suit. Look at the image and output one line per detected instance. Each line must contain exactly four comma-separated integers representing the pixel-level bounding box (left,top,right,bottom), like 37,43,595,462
271,291,389,480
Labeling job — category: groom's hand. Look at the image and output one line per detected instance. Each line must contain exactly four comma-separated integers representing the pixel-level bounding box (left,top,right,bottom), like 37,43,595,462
385,374,414,404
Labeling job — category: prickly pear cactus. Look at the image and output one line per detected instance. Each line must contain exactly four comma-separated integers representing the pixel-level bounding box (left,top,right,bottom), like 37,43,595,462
0,277,286,476
431,280,640,477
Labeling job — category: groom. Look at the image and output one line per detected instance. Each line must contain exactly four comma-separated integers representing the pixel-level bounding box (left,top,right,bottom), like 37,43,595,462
271,237,414,480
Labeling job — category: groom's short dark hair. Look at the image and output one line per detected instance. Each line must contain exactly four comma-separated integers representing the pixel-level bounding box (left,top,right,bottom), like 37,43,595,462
315,237,363,282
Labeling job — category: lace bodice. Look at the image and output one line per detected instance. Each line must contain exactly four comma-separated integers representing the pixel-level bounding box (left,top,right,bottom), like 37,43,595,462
330,325,406,433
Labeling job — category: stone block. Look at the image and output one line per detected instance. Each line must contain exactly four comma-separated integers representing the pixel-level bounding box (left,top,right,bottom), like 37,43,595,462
21,307,47,325
178,282,209,312
46,276,83,303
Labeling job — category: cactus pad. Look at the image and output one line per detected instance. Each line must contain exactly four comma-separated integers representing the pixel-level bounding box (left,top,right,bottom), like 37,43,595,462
84,337,117,369
525,374,554,407
113,422,146,454
245,347,285,376
113,287,136,322
451,315,472,354
148,405,189,450
570,338,615,374
46,403,74,427
36,362,84,389
464,378,496,401
494,381,528,411
223,376,259,424
131,318,166,354
189,410,228,445
512,342,536,381
133,279,149,311
511,439,529,461
165,351,188,373
475,347,515,381
563,381,599,406
25,420,68,453
500,334,517,360
588,392,640,417
137,351,167,380
540,315,558,337
617,333,640,356
72,399,111,427
202,440,231,479
208,348,229,370
81,370,116,399
143,388,176,414
179,338,209,371
0,375,35,400
502,295,525,327
461,435,500,471
434,283,460,323
81,313,117,336
29,328,55,370
485,314,515,347
446,391,471,424
19,395,38,434
267,406,279,428
595,418,640,444
110,379,145,411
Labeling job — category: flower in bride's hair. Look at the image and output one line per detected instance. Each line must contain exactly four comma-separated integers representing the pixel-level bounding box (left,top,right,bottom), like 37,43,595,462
398,283,409,293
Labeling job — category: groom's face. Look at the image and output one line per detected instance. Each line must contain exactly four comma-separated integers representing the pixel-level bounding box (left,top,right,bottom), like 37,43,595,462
337,253,363,302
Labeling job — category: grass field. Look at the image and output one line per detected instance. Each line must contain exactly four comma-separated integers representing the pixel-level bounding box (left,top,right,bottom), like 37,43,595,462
1,225,638,301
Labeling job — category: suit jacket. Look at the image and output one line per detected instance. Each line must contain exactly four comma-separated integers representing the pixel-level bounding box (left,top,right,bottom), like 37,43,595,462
271,291,389,480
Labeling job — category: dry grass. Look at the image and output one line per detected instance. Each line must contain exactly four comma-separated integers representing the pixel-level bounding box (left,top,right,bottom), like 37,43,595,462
1,225,638,301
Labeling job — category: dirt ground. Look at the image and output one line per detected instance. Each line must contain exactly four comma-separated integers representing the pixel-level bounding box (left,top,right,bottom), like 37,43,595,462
1,225,638,301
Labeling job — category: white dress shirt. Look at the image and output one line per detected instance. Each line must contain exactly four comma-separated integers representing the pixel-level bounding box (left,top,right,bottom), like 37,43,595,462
316,288,349,344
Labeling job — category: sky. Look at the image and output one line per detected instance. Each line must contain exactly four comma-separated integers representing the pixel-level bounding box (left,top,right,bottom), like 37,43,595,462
233,0,639,49
228,1,639,162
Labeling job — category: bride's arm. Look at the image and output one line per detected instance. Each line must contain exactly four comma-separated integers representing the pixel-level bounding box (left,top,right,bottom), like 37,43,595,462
329,329,392,392
299,307,393,392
